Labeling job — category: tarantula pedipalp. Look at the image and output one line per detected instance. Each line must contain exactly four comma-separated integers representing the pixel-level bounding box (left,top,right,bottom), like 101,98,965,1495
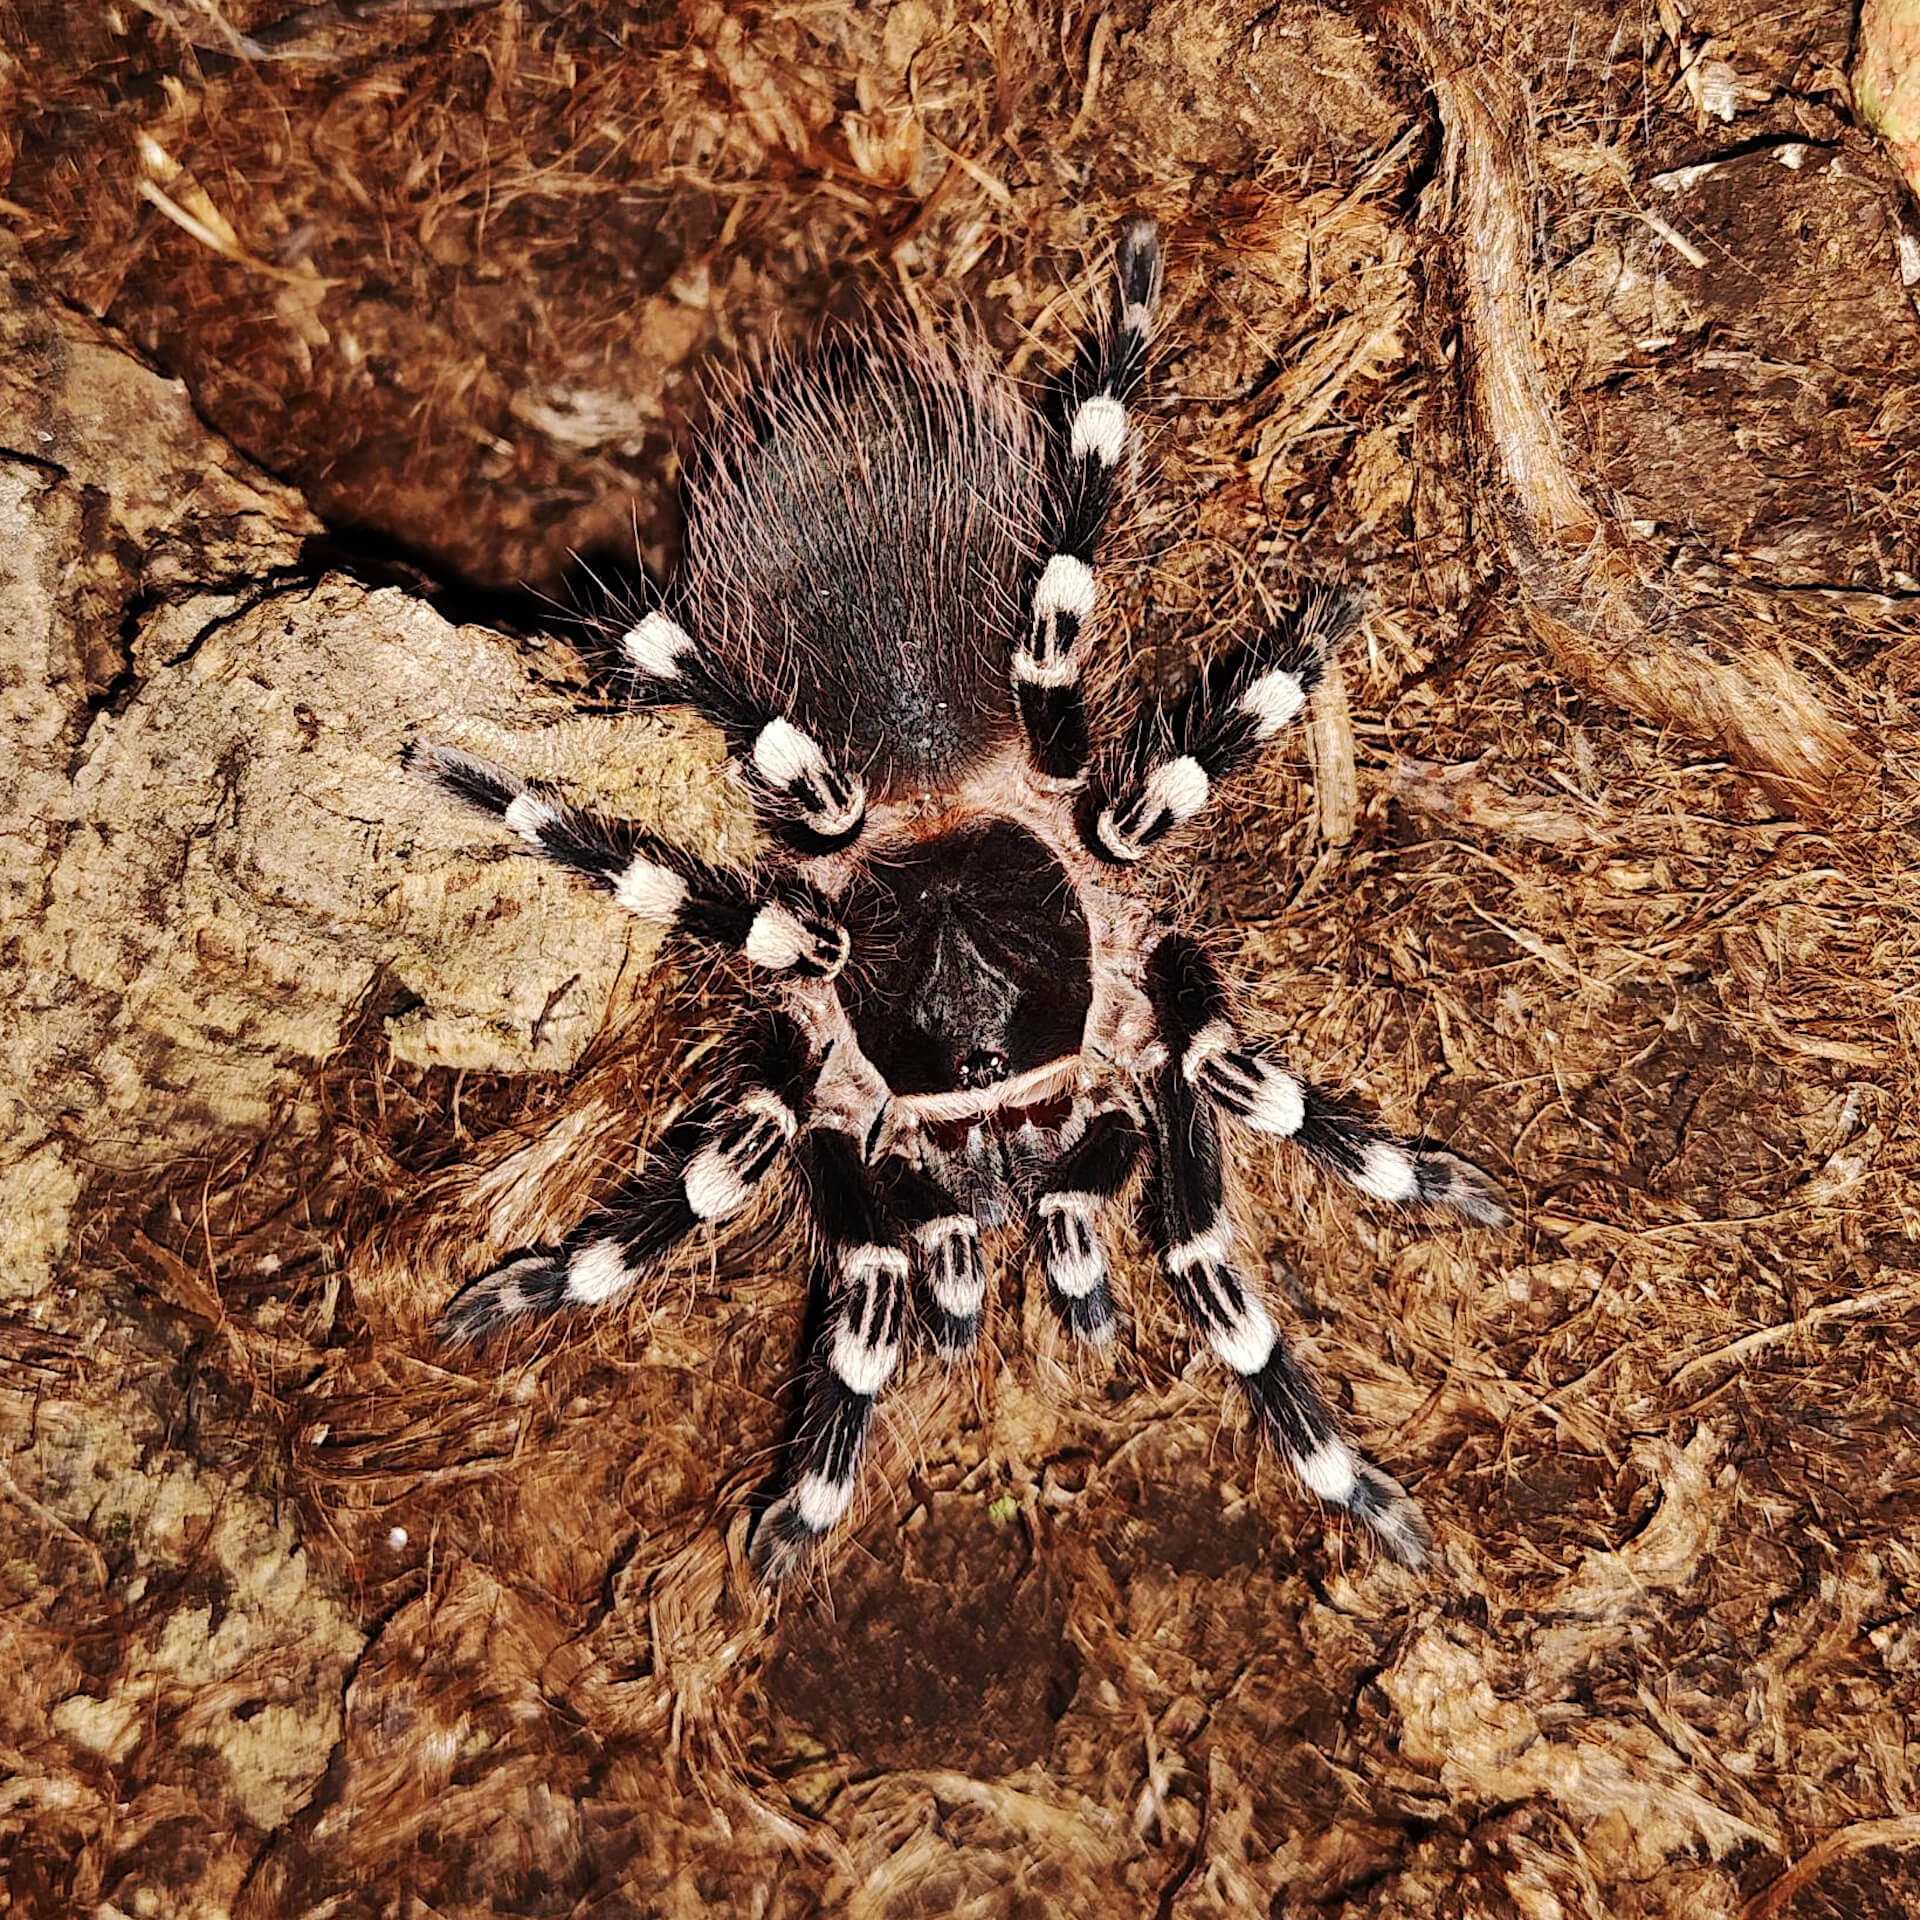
408,221,1509,1583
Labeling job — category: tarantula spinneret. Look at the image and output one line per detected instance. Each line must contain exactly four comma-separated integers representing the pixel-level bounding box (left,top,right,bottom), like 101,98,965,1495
408,221,1509,1583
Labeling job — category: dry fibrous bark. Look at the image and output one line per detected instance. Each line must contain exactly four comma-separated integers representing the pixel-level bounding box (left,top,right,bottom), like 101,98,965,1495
0,252,730,1304
1384,0,1856,817
0,251,737,1911
1855,0,1920,197
1,250,312,1297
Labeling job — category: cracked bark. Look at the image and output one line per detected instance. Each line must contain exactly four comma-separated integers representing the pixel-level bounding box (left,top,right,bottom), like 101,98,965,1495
0,250,729,1307
0,250,735,1902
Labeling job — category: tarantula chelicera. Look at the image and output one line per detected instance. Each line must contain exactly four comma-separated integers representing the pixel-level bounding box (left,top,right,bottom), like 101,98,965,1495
408,221,1508,1582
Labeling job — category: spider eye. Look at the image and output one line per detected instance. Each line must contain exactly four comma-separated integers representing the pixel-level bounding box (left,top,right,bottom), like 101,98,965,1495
957,1048,1009,1089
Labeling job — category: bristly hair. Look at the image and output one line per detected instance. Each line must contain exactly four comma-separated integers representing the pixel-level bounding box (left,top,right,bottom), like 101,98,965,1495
678,328,1044,800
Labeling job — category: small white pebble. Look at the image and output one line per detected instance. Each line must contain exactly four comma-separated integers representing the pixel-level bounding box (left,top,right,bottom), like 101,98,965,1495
387,1526,409,1550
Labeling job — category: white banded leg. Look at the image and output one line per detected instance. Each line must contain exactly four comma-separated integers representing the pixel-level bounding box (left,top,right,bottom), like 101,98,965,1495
681,1088,802,1220
1150,1048,1431,1565
436,1167,696,1347
1181,1020,1306,1134
746,715,866,846
750,1129,914,1581
605,605,867,850
1152,933,1509,1227
875,1157,989,1360
912,1214,987,1360
1030,1105,1142,1345
751,1242,910,1583
615,606,697,682
405,743,849,980
1288,1084,1510,1225
1015,219,1162,785
1186,1027,1509,1225
437,1028,807,1344
1087,586,1360,864
1161,1208,1430,1565
1037,1193,1115,1344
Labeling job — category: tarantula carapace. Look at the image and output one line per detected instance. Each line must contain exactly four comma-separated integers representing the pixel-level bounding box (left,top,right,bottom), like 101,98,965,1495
408,222,1508,1582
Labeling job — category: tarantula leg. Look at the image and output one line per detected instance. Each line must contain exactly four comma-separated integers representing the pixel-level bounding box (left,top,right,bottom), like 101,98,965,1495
606,605,867,851
1149,932,1510,1225
1032,1104,1143,1345
1013,218,1163,785
1147,1047,1432,1566
1083,585,1360,864
881,1160,987,1360
407,743,850,979
752,1130,910,1582
435,1017,810,1344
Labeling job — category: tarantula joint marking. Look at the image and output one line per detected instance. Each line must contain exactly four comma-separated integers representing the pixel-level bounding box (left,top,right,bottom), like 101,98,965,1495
409,221,1510,1583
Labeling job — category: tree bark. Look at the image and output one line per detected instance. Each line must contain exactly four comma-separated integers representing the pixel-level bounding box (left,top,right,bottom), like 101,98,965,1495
0,247,727,1305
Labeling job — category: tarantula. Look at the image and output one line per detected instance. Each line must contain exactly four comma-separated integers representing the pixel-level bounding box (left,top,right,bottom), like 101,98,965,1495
408,221,1508,1582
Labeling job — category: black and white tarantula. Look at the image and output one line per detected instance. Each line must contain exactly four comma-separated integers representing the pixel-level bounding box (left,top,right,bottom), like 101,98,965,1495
409,222,1508,1582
